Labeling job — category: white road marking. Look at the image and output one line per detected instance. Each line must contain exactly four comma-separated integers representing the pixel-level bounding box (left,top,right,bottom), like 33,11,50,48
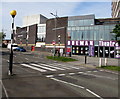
50,64,71,69
78,72,84,74
31,64,56,71
93,71,98,72
54,63,80,70
50,78,103,99
51,78,84,89
0,80,9,99
40,64,65,70
69,73,75,75
99,70,118,75
100,70,104,71
86,89,103,99
46,75,54,78
58,74,65,76
21,64,47,72
86,71,92,73
25,58,29,60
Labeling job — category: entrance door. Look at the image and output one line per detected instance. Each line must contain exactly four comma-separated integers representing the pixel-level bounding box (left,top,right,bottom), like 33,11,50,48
94,47,98,57
110,47,115,58
105,47,109,58
99,47,103,57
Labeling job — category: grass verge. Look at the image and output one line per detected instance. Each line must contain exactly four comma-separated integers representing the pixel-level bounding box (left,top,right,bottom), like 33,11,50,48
97,66,120,71
46,56,77,62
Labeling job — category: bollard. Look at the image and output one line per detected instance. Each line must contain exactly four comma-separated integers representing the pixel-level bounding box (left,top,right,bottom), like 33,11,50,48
105,58,107,66
99,58,102,67
85,55,87,64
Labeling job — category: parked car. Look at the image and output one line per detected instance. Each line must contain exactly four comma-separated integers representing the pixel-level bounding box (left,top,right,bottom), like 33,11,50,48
7,43,18,50
15,47,26,52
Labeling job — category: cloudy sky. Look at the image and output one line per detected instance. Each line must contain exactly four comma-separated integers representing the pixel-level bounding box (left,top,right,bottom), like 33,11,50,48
1,0,112,39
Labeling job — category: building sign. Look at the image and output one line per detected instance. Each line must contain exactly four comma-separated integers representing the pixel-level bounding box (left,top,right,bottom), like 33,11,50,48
68,40,119,47
99,41,119,47
89,46,94,56
67,40,94,46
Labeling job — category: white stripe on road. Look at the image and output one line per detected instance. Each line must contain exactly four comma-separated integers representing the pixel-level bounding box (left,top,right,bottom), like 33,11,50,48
40,64,65,70
93,71,98,72
99,70,118,75
53,63,80,70
50,64,71,69
86,89,103,99
50,78,84,89
25,58,29,60
31,64,56,71
77,72,117,80
58,74,66,76
21,64,46,72
69,73,75,75
50,78,103,99
78,72,84,74
0,80,9,99
46,75,54,78
86,71,92,73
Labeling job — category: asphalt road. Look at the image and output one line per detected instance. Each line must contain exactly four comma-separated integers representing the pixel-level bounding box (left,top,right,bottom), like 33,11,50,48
1,48,119,99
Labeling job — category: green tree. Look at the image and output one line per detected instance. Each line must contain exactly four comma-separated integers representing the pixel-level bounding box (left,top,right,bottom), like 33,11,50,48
111,24,120,40
0,32,6,40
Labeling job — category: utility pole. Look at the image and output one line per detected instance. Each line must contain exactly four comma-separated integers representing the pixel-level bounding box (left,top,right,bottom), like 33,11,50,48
50,11,58,56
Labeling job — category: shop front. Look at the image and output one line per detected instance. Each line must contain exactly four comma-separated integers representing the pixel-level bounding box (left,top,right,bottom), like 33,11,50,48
67,40,120,58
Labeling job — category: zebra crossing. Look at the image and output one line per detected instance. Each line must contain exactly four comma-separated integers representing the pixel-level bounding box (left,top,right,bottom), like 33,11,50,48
20,63,84,73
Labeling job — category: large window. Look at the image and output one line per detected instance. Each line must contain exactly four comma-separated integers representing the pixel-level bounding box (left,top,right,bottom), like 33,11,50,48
38,26,46,33
68,19,94,26
67,22,117,41
37,33,45,42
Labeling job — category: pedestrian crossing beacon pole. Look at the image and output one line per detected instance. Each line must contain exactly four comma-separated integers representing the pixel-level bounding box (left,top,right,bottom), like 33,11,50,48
9,10,17,75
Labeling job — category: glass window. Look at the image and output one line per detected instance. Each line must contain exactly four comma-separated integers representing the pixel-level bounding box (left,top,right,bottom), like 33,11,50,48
78,20,84,26
104,30,110,40
80,27,84,30
72,27,76,30
38,26,46,33
94,26,99,30
76,27,79,30
84,27,89,30
74,20,79,26
104,25,110,30
89,31,94,40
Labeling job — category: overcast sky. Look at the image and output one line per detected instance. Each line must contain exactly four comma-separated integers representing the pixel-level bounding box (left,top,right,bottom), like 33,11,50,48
1,0,112,39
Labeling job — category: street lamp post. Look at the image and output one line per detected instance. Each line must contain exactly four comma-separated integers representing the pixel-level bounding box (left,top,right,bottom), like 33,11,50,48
9,10,17,75
50,12,58,56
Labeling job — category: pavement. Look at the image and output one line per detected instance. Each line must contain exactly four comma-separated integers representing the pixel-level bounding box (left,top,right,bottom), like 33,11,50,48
31,50,120,67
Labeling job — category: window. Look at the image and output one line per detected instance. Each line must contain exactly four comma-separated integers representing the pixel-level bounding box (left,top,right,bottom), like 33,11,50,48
38,26,46,33
37,33,45,42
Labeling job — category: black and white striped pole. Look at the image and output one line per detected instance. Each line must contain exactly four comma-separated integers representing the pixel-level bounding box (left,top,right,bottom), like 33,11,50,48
8,10,17,76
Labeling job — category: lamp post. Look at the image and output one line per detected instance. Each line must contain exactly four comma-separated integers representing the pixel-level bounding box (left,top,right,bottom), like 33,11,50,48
9,10,17,75
50,12,58,56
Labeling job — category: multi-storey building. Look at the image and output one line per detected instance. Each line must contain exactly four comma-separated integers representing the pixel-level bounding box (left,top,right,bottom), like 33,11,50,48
14,14,47,49
111,0,120,18
46,14,120,58
15,14,120,58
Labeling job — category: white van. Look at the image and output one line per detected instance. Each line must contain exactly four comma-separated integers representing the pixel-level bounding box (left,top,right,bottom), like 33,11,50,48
7,43,18,50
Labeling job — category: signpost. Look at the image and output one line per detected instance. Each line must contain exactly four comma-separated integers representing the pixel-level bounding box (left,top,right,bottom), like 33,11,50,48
52,40,56,56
